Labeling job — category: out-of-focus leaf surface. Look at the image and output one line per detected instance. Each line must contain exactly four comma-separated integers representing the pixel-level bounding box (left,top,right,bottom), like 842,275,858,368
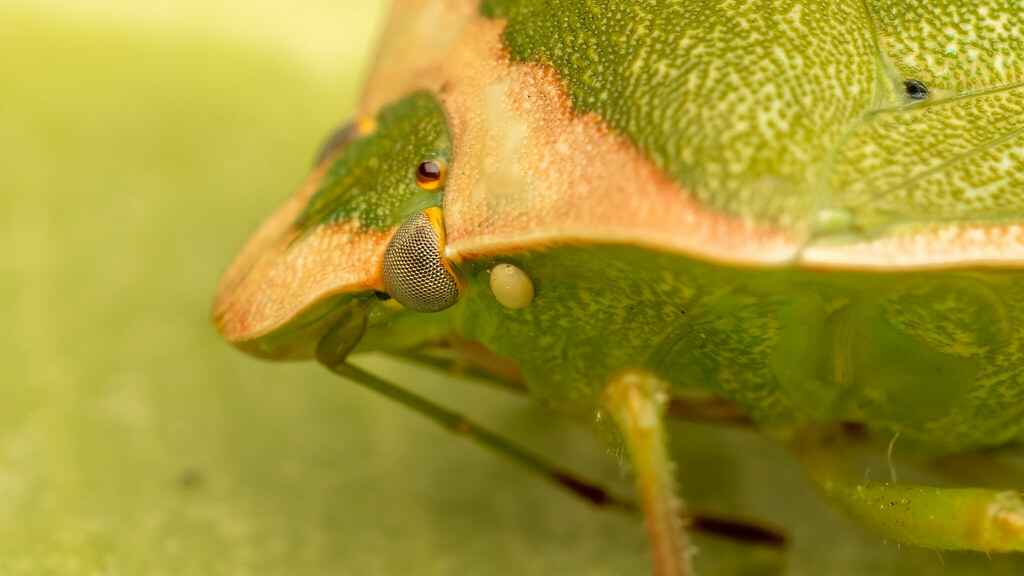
1,2,1023,574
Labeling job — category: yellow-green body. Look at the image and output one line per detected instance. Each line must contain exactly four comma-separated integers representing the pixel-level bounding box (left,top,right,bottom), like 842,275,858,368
217,0,1024,450
213,0,1024,562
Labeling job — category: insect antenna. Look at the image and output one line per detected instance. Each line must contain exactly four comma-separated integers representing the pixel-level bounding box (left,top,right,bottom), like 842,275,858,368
325,361,636,510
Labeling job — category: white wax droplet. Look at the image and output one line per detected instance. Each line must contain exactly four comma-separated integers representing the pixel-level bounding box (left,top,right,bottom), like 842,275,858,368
489,263,534,309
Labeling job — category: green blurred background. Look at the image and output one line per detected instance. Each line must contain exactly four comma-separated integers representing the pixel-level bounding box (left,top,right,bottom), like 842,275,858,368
3,1,1024,574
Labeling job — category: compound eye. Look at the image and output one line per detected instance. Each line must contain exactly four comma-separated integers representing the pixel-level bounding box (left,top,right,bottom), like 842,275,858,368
381,207,464,312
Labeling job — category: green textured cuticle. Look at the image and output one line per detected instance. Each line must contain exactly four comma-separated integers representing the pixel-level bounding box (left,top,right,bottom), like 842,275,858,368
481,0,878,227
294,90,452,233
450,244,1024,452
482,1,1024,235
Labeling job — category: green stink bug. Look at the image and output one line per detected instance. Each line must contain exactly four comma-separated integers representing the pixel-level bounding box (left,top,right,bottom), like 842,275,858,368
214,0,1024,573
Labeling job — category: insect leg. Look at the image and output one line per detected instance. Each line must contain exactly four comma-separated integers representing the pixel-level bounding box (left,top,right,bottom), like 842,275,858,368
791,426,1024,552
665,395,752,427
324,360,635,510
315,305,626,506
389,349,528,394
317,309,784,548
603,369,692,576
383,353,786,549
402,335,752,428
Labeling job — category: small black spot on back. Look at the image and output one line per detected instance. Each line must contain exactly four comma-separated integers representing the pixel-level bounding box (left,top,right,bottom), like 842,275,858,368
903,79,929,101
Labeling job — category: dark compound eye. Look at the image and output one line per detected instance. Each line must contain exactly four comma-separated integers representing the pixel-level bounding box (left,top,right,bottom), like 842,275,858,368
381,208,464,313
903,79,929,101
415,161,445,190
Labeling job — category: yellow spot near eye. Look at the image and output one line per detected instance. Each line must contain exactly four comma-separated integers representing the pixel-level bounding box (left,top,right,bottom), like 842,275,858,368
415,161,445,190
356,116,377,135
489,263,534,309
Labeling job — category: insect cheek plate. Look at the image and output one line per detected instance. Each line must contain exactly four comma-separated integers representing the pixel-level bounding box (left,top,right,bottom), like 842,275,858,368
381,207,465,313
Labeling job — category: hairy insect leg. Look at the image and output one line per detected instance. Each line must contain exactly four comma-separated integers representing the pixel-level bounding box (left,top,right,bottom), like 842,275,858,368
318,308,783,551
792,426,1024,552
388,350,786,548
603,369,692,576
